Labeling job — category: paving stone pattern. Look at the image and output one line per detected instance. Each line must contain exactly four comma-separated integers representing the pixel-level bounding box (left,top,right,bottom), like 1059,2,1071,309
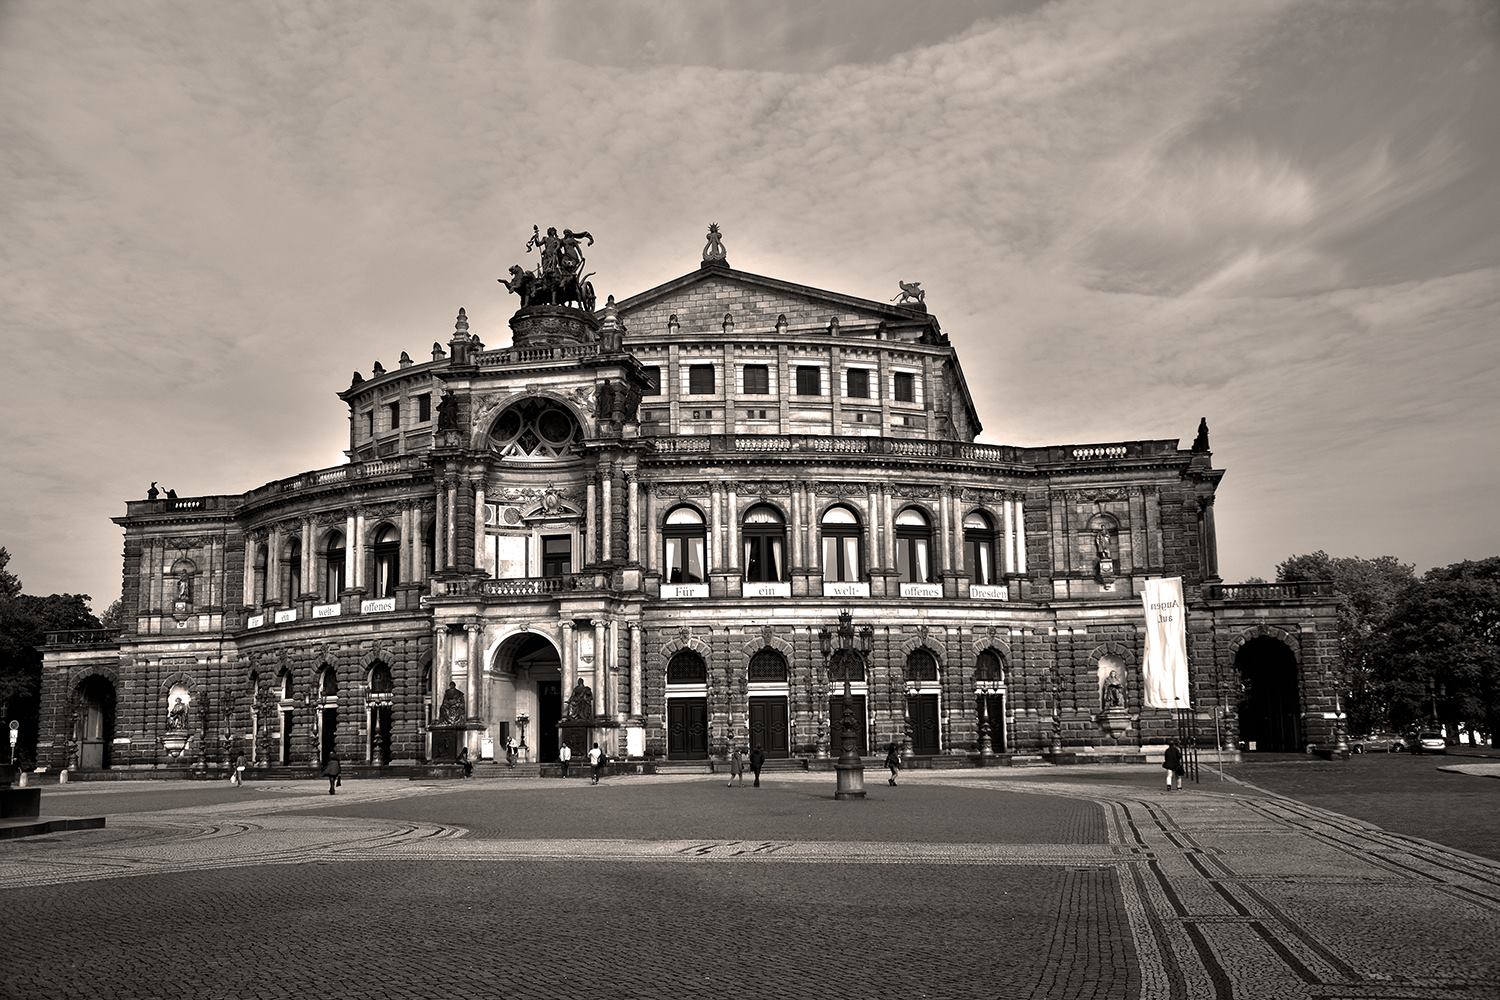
1,771,1498,999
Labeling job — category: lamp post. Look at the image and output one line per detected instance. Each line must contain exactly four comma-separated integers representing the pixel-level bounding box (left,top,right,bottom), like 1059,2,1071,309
902,678,918,760
516,713,530,755
1332,690,1349,755
819,610,872,801
975,680,998,763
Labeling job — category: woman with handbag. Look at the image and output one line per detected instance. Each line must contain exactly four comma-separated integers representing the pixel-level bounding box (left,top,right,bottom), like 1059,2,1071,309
323,753,342,795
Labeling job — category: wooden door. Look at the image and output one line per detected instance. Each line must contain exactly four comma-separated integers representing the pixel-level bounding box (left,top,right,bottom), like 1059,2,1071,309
984,694,1006,751
538,680,562,762
911,694,940,755
668,698,708,759
748,697,789,758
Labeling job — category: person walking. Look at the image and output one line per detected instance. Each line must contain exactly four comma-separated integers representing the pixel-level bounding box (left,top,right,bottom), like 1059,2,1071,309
749,745,765,788
232,752,247,787
323,753,341,795
588,742,603,784
559,741,572,779
458,746,472,778
506,735,519,768
1163,740,1184,791
884,743,902,786
727,745,745,787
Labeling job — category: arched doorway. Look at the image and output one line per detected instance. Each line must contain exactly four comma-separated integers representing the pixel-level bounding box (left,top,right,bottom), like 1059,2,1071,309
75,675,117,770
491,632,563,762
1236,637,1302,752
317,666,339,767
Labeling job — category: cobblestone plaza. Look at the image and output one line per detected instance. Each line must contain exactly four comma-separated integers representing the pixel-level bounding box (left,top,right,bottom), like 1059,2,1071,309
5,769,1499,999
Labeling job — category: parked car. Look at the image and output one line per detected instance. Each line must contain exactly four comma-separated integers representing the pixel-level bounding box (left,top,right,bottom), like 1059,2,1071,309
1405,731,1447,754
1349,732,1403,754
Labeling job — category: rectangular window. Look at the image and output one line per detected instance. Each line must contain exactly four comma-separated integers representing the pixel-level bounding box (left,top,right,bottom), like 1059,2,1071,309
664,536,706,583
416,393,431,423
688,364,715,395
485,534,528,579
387,401,401,430
743,364,770,394
643,366,662,396
821,535,862,582
846,368,870,398
542,535,572,577
894,372,916,403
795,365,821,395
965,537,995,585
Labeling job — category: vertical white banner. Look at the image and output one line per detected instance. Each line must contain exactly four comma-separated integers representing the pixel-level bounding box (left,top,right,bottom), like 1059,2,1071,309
1142,577,1189,709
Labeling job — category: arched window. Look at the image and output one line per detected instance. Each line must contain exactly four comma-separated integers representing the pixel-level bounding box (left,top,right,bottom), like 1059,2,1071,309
372,524,400,597
895,507,934,583
742,504,786,582
489,398,583,459
667,650,707,685
663,506,707,584
318,666,339,696
278,669,293,700
975,648,1005,684
964,510,997,585
284,537,302,602
252,544,268,605
748,648,788,683
905,648,938,682
367,662,393,694
324,531,346,602
819,505,863,583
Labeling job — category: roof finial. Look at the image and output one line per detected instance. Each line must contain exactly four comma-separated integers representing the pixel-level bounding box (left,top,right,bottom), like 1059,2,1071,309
455,307,469,337
702,222,729,269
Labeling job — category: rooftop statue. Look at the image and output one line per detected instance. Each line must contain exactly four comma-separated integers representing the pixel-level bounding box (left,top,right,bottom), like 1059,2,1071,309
892,280,926,307
702,222,728,266
1191,417,1210,453
500,224,597,312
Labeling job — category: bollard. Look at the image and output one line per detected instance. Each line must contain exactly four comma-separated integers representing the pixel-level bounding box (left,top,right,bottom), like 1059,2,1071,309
17,772,28,788
58,768,69,784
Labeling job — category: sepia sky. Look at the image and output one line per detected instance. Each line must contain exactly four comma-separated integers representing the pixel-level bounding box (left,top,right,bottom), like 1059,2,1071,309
2,0,1497,607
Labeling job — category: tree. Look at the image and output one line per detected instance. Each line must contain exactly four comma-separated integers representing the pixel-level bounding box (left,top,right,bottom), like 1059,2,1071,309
1276,551,1418,733
0,548,103,763
1376,571,1500,743
99,598,124,630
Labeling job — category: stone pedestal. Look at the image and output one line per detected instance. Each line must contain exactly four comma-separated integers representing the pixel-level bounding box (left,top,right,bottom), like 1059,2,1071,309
558,722,592,759
1098,709,1131,741
430,727,462,764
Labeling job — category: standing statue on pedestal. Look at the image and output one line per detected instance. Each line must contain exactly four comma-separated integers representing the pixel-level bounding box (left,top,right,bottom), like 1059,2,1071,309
501,224,597,312
563,678,594,721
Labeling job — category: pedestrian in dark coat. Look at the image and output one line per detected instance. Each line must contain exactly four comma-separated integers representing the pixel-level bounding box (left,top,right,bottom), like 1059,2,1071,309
884,743,902,786
749,745,765,787
459,746,472,778
323,754,341,795
1163,741,1184,791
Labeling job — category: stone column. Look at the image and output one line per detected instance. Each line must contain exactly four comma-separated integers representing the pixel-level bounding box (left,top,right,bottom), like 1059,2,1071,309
868,484,881,574
464,623,481,721
937,487,951,577
585,479,598,563
355,509,368,591
445,479,457,570
434,479,447,572
1003,499,1016,575
790,482,803,568
301,518,315,593
560,621,576,697
609,618,621,719
709,481,723,569
601,466,613,562
434,624,450,698
242,537,255,606
645,489,658,574
800,482,815,568
629,622,643,718
880,485,896,571
626,471,640,564
473,483,487,576
268,526,283,603
726,485,739,571
399,506,414,583
344,513,357,591
949,487,962,574
592,618,608,716
1015,497,1028,575
1200,496,1220,581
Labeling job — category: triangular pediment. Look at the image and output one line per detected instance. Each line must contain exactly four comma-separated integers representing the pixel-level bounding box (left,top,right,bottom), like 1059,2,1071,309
612,264,936,341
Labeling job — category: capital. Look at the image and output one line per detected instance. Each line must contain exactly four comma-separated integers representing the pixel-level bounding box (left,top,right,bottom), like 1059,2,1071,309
559,620,575,632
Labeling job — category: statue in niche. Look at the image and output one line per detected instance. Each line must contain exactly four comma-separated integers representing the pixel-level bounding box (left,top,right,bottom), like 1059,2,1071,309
1094,522,1116,560
1191,417,1210,453
174,574,192,610
437,681,466,725
166,696,189,732
892,280,926,307
564,678,594,721
1102,670,1125,711
436,393,459,431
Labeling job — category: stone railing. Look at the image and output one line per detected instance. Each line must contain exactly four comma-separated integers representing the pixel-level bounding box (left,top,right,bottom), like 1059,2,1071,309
241,454,426,503
1203,581,1335,602
476,344,599,366
432,575,591,598
649,435,1179,465
46,628,121,648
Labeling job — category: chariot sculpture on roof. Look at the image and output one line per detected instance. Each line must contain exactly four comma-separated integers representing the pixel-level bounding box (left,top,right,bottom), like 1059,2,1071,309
500,224,598,312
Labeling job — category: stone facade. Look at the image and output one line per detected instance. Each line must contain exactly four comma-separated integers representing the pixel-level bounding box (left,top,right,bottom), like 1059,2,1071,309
39,256,1339,772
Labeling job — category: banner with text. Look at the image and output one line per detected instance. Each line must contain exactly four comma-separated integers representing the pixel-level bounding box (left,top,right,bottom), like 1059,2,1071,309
1142,577,1189,709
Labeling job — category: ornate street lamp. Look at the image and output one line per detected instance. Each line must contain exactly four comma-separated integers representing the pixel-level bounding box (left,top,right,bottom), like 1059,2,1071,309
819,610,873,801
516,712,531,753
975,679,1000,763
902,678,918,760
